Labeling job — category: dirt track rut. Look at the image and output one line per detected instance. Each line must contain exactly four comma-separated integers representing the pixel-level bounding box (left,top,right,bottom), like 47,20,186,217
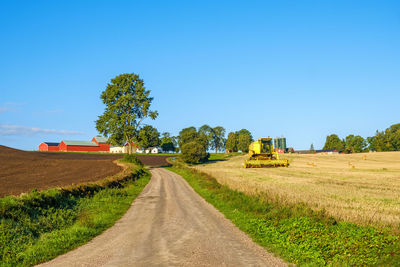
38,168,286,266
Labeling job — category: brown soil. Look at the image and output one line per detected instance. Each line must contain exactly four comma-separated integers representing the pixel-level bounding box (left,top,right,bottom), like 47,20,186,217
0,145,170,197
135,155,171,166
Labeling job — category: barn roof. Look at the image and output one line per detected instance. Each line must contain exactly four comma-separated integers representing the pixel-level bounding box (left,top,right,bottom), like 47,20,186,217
93,136,108,143
62,140,99,147
44,142,59,146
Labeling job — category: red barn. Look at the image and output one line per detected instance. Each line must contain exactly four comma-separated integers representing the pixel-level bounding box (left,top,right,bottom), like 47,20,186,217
91,136,110,152
59,140,100,152
38,142,60,151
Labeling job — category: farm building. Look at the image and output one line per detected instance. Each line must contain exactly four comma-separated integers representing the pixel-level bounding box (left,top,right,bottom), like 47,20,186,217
110,146,126,153
91,136,110,152
315,149,339,154
145,147,163,154
38,142,60,151
58,140,101,152
110,142,139,153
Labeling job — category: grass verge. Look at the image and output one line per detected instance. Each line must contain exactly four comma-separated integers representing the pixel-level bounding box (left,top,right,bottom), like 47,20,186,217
167,165,400,266
0,161,150,267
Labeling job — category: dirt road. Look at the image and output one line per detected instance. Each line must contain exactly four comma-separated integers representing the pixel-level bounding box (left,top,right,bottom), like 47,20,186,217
39,168,286,267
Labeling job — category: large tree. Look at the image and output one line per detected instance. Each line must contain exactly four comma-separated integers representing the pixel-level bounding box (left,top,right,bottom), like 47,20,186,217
198,124,213,150
210,126,226,153
178,126,209,162
237,129,253,140
178,127,198,148
344,134,367,153
237,134,252,153
160,132,175,152
236,129,253,153
323,134,344,151
96,73,158,153
137,125,160,149
374,123,400,151
225,132,238,152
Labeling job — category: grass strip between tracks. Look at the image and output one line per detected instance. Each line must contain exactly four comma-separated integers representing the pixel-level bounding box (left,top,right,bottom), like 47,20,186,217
0,160,150,267
167,165,400,266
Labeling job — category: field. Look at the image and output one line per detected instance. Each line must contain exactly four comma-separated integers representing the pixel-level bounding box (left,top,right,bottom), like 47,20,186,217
0,145,170,197
195,152,400,229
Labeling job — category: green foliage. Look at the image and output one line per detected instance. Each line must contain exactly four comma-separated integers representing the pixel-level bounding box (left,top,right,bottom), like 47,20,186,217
325,123,400,153
180,141,209,164
323,134,344,151
374,123,400,151
160,132,175,153
177,127,198,148
137,125,160,149
177,126,209,163
344,134,367,153
367,136,376,151
225,132,238,152
95,73,158,153
0,165,150,266
233,129,253,153
310,143,315,152
237,133,252,153
122,154,144,167
210,126,226,153
197,125,226,153
198,124,213,149
167,166,400,266
236,129,253,140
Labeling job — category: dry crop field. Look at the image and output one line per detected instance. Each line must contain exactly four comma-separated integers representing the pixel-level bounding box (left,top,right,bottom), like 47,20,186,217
195,152,400,229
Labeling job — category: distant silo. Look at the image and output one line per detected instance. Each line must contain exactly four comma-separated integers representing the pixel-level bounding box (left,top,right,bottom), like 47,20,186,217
274,136,287,151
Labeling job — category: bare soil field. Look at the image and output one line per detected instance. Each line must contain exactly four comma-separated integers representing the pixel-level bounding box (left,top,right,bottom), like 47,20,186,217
0,145,170,197
195,152,400,229
135,155,171,166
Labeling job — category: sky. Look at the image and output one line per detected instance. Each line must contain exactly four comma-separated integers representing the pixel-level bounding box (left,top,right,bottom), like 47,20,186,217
0,0,399,150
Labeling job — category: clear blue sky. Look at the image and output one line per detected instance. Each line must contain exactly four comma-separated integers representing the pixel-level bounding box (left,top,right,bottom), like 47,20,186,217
1,0,399,150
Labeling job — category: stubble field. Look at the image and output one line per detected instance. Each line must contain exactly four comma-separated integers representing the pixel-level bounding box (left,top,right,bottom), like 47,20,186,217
195,152,400,229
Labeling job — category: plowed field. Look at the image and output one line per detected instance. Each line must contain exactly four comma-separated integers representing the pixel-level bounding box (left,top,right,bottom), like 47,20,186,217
0,145,170,197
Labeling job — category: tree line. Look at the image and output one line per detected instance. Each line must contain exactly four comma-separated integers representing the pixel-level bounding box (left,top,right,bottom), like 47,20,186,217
94,73,254,159
177,126,253,163
323,123,400,153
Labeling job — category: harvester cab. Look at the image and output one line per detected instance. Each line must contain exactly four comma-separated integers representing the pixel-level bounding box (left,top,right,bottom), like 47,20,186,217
244,138,289,168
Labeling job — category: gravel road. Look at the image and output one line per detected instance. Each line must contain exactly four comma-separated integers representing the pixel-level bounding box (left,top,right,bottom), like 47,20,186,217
38,168,286,267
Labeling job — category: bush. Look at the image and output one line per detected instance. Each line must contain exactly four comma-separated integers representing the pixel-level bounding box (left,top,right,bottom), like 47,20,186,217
123,154,143,167
181,141,209,164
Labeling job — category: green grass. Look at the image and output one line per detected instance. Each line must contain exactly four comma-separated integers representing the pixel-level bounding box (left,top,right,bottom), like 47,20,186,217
208,152,242,161
0,164,150,267
167,166,400,266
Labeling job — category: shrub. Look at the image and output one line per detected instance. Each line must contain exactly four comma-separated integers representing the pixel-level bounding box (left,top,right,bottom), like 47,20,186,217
181,141,209,164
123,154,143,167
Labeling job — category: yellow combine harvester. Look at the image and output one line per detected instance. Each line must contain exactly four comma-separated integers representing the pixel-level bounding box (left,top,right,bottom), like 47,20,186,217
244,138,289,168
